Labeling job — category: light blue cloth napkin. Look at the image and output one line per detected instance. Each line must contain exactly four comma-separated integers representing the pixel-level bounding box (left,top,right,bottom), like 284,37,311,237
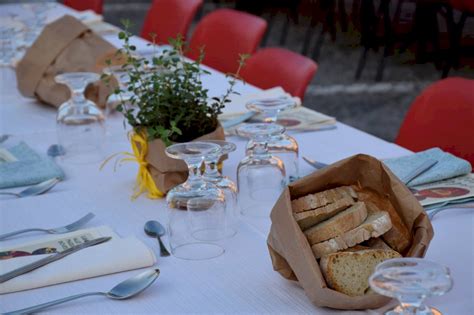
384,148,472,186
0,142,65,189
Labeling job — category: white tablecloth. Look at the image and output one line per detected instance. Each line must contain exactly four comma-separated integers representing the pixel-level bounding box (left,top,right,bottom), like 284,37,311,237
0,4,473,314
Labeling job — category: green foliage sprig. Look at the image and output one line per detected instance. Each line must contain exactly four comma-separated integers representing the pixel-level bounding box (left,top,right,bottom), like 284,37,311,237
104,20,247,146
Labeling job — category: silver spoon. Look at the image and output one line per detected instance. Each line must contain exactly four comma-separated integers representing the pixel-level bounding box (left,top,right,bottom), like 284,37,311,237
302,156,329,169
144,220,170,257
0,177,61,198
4,268,160,315
0,212,95,240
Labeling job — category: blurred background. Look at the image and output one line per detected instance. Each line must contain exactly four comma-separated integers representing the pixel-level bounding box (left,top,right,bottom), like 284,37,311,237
4,0,474,141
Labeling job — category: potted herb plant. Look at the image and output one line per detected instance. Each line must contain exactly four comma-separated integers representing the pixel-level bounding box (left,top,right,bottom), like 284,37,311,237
104,24,246,198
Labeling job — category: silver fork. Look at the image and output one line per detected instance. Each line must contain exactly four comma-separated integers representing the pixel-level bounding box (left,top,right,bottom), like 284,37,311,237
0,212,95,240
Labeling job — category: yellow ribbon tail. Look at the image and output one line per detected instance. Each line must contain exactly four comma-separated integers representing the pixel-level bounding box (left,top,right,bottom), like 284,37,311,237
101,131,164,200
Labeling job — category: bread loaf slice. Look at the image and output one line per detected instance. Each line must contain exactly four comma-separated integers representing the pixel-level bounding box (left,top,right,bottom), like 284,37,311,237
305,202,368,244
356,188,411,253
292,186,358,213
320,249,401,296
365,237,392,250
294,196,354,230
311,212,392,258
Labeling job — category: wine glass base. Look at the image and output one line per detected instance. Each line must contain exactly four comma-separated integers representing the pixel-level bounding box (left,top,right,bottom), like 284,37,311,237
385,305,442,315
171,243,224,260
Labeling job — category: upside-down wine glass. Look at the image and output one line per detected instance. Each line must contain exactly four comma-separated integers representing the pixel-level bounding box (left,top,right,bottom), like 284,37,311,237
246,96,299,182
55,72,106,164
237,123,286,217
165,142,224,209
369,258,453,315
202,140,239,238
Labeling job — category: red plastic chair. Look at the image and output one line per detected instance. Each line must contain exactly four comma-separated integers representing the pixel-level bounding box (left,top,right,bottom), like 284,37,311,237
187,9,267,74
240,48,318,100
396,77,474,167
141,0,203,44
450,0,474,13
63,0,103,14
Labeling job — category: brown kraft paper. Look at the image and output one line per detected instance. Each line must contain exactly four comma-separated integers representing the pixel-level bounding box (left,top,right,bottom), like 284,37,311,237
267,154,434,310
143,125,226,194
16,15,115,108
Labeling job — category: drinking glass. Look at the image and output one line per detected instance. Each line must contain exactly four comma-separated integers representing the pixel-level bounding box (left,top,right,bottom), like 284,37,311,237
246,96,299,182
202,140,238,238
168,195,226,260
55,72,106,164
103,65,134,118
237,123,286,217
369,258,453,315
165,142,224,209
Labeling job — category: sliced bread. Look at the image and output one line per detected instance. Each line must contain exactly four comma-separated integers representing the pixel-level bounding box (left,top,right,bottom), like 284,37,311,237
291,186,358,213
304,202,368,244
320,249,401,296
294,196,354,230
357,187,412,253
311,212,392,258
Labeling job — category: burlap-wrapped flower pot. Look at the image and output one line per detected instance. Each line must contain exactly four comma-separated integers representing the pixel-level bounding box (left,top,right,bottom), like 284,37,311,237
142,124,225,194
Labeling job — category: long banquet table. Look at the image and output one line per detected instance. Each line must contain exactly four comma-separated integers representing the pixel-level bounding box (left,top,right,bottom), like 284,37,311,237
0,4,473,314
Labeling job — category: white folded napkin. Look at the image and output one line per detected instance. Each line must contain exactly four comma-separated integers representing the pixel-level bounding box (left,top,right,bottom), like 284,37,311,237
0,226,156,294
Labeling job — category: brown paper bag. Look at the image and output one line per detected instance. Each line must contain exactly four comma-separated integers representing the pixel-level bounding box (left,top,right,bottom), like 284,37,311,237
143,125,226,194
16,15,115,108
267,154,434,310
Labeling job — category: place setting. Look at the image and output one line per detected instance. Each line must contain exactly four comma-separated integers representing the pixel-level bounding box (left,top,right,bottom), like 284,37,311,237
1,1,472,314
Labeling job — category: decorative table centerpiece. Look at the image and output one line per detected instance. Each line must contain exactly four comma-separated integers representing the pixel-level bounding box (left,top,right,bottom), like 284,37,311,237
105,25,246,198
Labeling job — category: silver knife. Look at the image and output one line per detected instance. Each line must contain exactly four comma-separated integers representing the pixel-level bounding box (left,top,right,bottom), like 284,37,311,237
401,159,438,186
0,236,112,283
221,111,257,129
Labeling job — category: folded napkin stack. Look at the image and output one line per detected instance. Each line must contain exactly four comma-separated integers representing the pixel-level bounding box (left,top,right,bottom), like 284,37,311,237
0,142,64,189
0,226,156,294
384,148,472,186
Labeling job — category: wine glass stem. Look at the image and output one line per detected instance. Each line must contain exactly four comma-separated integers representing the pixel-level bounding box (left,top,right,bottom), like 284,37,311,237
204,156,221,182
252,140,270,159
185,160,203,190
397,295,426,314
72,89,86,104
263,110,279,123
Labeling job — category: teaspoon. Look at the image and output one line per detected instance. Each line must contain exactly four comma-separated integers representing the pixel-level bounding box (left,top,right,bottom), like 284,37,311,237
4,268,160,315
144,220,170,257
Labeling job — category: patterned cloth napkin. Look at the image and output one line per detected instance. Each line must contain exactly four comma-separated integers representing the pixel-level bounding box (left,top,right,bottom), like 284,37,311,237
384,148,472,186
0,142,64,189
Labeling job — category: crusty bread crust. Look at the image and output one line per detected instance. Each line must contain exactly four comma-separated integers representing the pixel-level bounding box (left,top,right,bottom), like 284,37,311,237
291,186,357,213
305,202,368,244
311,212,393,258
354,187,411,253
294,196,354,230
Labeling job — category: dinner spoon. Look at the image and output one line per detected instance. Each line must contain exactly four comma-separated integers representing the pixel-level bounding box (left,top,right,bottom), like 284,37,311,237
144,220,170,257
0,177,61,198
4,268,160,315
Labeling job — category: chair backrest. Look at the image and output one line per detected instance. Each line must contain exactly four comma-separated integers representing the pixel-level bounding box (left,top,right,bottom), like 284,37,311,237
187,9,267,74
141,0,203,44
63,0,103,14
240,47,318,100
449,0,474,13
396,77,474,167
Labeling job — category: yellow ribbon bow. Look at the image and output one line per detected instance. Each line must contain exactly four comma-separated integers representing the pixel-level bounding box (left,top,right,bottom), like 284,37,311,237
101,131,164,200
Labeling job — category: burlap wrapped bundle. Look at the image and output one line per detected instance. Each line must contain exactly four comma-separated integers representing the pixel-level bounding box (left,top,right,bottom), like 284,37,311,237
16,15,115,108
267,154,434,310
139,125,226,195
